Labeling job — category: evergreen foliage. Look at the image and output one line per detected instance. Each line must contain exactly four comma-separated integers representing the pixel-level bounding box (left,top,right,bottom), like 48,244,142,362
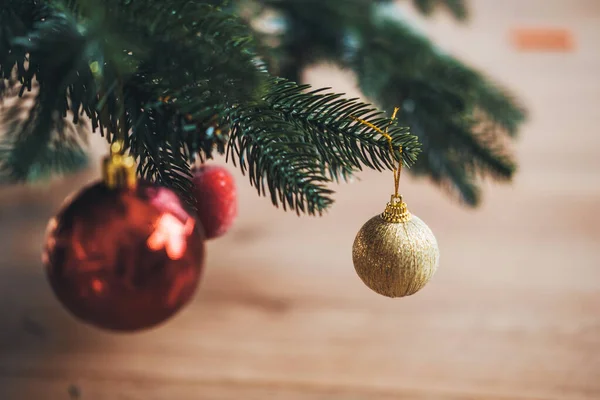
0,0,525,212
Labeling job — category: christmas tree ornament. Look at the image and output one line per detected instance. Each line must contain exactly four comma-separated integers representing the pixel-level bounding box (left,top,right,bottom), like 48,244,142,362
351,109,439,298
43,140,206,332
192,164,237,239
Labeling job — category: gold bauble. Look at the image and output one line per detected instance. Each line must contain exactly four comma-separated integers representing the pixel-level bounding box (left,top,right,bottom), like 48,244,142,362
352,195,439,298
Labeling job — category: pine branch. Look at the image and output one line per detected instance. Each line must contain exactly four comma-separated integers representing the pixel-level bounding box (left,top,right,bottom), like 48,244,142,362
264,80,419,179
0,4,91,182
228,106,335,215
419,149,481,205
258,0,371,79
411,0,468,20
0,91,89,183
1,0,422,214
351,17,525,204
1,3,98,180
0,0,268,183
247,0,525,206
224,79,419,213
448,119,515,180
0,134,88,183
1,0,524,211
407,116,513,205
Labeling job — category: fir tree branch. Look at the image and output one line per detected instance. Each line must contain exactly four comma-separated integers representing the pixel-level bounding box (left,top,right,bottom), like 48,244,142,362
264,80,419,179
259,0,371,79
421,149,481,205
0,6,92,182
1,0,520,210
228,105,335,215
411,0,468,20
351,17,525,204
249,0,525,206
224,79,419,212
0,91,89,183
1,0,422,214
0,132,88,183
0,0,268,184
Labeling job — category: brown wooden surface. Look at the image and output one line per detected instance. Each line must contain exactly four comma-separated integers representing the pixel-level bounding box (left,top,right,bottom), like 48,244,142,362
1,1,599,399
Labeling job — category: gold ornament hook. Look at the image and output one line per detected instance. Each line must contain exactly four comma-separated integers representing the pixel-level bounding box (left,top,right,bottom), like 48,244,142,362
350,107,410,223
381,194,411,223
386,107,402,198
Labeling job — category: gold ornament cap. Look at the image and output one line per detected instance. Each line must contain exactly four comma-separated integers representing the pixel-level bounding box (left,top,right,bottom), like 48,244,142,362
102,142,137,189
381,195,411,223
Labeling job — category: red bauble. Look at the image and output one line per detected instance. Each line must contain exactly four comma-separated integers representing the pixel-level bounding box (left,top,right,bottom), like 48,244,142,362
42,181,205,332
192,164,237,239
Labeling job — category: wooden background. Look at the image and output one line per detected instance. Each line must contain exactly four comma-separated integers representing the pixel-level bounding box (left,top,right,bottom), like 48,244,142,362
1,0,599,399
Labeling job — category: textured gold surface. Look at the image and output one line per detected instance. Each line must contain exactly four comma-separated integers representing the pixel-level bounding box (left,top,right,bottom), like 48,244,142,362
352,212,439,298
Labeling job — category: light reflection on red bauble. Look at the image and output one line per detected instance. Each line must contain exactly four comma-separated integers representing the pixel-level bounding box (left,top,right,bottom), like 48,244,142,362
43,181,205,332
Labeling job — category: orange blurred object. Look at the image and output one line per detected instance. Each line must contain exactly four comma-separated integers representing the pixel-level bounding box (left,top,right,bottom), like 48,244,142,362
511,28,575,51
